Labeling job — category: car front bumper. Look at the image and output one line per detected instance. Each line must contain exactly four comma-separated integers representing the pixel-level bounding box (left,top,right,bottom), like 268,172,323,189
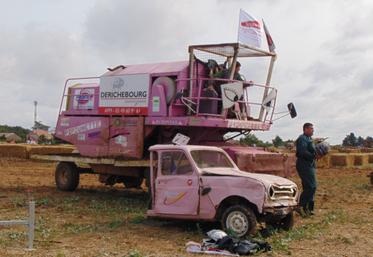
262,205,296,217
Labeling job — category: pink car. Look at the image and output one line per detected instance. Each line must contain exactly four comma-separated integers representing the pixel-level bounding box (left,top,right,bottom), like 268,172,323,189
147,144,298,237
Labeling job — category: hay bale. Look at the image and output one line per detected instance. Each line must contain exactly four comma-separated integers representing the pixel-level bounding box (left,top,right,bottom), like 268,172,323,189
317,155,330,168
0,144,28,158
361,148,373,153
338,148,360,153
0,144,75,159
27,145,75,155
330,154,347,167
369,155,373,164
353,155,363,166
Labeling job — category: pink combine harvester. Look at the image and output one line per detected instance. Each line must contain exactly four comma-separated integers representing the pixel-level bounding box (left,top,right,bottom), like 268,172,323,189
48,43,298,236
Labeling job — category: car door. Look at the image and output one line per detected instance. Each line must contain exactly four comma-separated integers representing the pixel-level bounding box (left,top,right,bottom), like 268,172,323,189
154,150,199,215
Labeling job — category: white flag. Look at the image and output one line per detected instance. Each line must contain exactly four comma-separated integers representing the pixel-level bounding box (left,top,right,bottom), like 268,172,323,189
262,19,276,52
237,9,262,48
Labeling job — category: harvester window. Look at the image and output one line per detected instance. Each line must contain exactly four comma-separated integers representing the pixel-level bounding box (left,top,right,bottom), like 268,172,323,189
161,151,193,176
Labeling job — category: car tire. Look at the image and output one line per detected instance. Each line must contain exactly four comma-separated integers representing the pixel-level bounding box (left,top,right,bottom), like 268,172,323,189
267,212,294,231
55,162,80,192
221,205,257,237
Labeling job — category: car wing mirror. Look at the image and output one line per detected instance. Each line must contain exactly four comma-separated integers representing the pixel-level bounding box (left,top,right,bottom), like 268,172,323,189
272,102,297,122
287,102,297,118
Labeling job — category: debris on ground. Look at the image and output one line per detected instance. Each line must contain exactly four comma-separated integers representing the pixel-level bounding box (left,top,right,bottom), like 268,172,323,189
186,229,271,256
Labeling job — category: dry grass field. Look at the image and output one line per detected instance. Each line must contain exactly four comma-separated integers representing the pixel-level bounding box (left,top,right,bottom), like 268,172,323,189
0,158,372,257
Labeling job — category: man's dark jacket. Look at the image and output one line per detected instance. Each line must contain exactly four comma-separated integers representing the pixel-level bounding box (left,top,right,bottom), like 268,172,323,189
296,134,316,172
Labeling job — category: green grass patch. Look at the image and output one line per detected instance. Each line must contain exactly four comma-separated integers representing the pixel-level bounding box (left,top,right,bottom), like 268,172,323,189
126,249,144,257
130,214,146,224
107,220,124,229
268,209,348,254
62,222,98,234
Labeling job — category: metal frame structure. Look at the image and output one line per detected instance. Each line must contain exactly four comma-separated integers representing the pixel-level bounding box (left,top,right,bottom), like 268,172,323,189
0,201,35,250
188,42,277,122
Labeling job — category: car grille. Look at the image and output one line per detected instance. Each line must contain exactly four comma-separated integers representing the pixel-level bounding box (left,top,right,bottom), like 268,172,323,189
269,185,297,200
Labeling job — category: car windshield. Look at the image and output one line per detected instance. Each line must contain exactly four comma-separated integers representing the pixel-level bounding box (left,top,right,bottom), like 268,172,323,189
190,150,235,169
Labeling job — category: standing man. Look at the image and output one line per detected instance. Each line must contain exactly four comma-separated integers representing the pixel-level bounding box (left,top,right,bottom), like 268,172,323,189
213,61,244,81
296,123,317,217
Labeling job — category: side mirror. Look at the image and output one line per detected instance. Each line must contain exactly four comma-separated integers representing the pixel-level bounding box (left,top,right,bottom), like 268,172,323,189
287,103,297,118
201,186,212,196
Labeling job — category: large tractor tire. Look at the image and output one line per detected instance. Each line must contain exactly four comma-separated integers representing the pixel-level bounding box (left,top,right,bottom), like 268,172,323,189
55,162,80,192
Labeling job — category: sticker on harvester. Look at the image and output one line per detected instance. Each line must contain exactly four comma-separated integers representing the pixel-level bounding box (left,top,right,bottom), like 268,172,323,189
114,135,128,147
77,133,86,141
99,74,149,115
73,88,95,110
64,120,102,136
152,96,160,112
60,117,70,127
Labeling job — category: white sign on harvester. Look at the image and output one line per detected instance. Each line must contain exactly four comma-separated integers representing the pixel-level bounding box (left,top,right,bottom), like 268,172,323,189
73,88,95,110
99,74,150,115
262,89,277,112
220,82,243,109
238,9,262,48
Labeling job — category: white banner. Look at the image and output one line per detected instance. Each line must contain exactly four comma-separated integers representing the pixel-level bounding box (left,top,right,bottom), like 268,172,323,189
238,9,262,48
99,74,149,115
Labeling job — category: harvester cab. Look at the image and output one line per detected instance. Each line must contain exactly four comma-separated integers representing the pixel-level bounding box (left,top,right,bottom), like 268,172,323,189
55,42,294,160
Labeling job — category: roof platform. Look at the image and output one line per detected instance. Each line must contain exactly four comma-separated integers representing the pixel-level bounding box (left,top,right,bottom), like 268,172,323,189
189,42,276,58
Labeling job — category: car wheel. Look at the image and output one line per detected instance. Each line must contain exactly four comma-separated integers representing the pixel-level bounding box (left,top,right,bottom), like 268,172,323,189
123,176,143,188
55,162,80,191
221,205,257,237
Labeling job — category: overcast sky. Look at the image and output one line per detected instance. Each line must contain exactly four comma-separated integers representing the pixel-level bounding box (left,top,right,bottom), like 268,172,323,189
0,0,372,144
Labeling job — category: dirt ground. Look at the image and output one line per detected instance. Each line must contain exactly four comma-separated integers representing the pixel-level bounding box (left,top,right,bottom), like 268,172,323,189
0,158,372,257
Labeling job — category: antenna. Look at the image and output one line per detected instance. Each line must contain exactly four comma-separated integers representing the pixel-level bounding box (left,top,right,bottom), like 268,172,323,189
33,101,38,129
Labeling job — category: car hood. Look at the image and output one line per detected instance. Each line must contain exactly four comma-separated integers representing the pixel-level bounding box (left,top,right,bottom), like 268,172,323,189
200,168,296,187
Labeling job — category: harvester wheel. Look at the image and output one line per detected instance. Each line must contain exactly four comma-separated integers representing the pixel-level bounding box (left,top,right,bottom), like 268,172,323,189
221,205,257,237
123,176,143,189
144,168,151,189
55,162,80,191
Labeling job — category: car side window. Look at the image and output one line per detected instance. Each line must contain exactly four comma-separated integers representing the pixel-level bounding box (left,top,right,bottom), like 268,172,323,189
161,151,193,176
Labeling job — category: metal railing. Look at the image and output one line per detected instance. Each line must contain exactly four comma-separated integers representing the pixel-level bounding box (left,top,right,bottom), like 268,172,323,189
57,76,277,124
174,77,277,122
0,201,35,250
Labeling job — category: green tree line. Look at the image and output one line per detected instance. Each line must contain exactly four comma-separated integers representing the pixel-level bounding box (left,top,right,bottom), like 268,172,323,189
239,134,293,148
342,133,373,147
0,124,31,142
